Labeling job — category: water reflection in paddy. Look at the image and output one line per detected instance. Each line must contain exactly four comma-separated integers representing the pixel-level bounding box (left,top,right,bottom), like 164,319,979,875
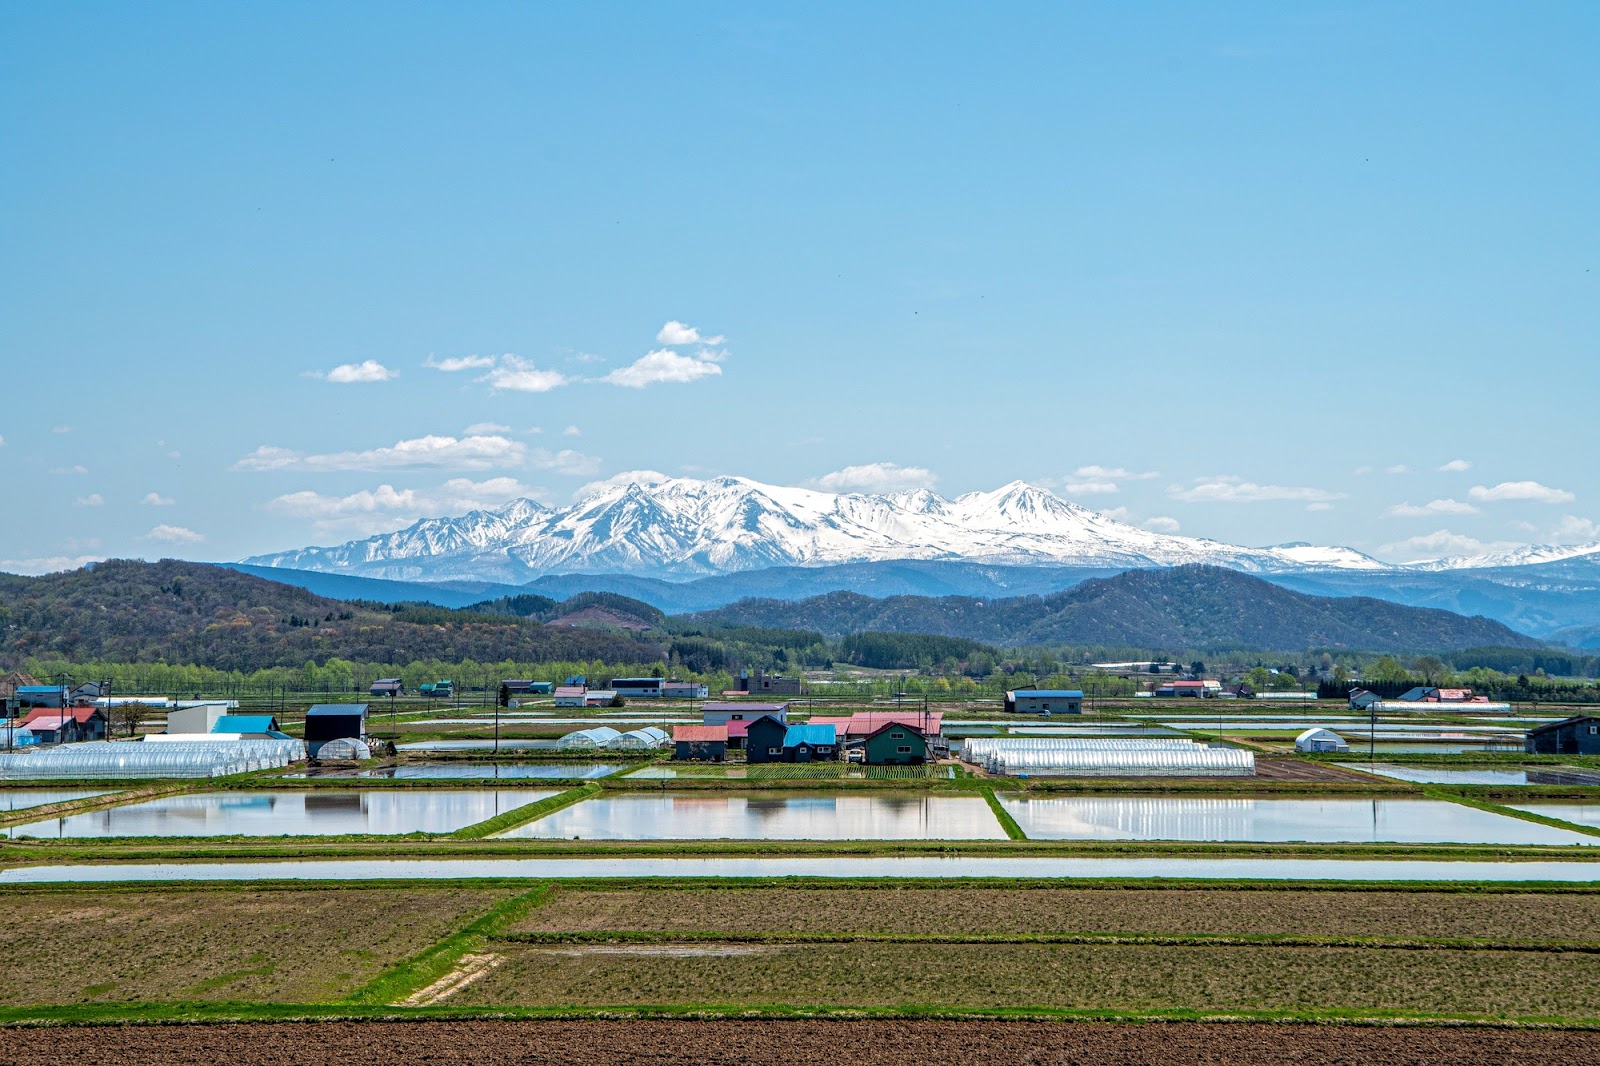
0,789,111,812
1510,803,1600,831
499,792,1008,840
3,789,556,838
1338,764,1600,786
290,763,625,781
998,796,1597,846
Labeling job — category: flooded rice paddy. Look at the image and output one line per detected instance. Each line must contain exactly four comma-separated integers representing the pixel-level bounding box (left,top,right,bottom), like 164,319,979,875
0,789,111,812
3,789,556,838
290,762,625,781
1510,803,1600,831
498,792,1009,840
1339,764,1600,786
996,796,1598,846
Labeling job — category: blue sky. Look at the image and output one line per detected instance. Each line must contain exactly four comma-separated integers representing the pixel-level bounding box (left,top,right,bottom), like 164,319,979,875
2,2,1596,572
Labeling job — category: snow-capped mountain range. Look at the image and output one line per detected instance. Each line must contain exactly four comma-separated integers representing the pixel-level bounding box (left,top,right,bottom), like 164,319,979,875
243,475,1411,583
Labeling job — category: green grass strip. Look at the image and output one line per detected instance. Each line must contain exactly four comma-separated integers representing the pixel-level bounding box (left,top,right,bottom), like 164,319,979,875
1426,787,1600,839
451,783,601,840
342,883,554,1005
980,786,1026,840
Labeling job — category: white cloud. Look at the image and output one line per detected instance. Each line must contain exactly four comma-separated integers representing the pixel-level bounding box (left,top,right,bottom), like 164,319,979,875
1353,465,1373,476
480,356,569,393
465,422,512,435
1468,480,1575,504
602,348,723,388
0,435,7,447
1143,515,1181,533
1063,480,1119,495
313,359,397,384
530,448,601,476
812,462,938,493
233,434,526,472
0,554,104,574
1074,465,1157,480
656,320,725,346
73,493,104,507
267,477,545,536
141,492,175,506
575,469,672,499
51,425,71,434
1306,502,1335,512
1168,476,1344,504
50,464,89,476
144,524,205,544
1385,464,1409,475
562,425,581,437
1378,529,1514,563
1384,498,1480,518
425,354,497,372
1438,459,1473,473
1550,515,1600,542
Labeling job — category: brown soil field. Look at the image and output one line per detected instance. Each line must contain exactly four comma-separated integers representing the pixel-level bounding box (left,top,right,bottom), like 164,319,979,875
461,941,1600,1018
2,1020,1597,1065
0,886,516,1005
514,886,1600,942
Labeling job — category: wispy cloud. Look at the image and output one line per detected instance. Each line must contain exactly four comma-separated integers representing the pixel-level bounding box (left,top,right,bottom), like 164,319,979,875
480,356,569,393
465,422,512,435
529,449,602,476
656,320,725,346
1468,480,1574,504
1385,464,1409,475
424,354,497,372
234,434,526,472
575,469,672,499
51,425,72,434
1063,480,1120,495
73,493,104,508
602,348,723,388
1074,465,1158,481
50,464,88,476
1551,515,1600,542
811,462,938,493
141,492,175,506
1384,498,1479,518
1168,476,1344,504
1143,515,1181,533
267,477,545,536
310,359,397,383
1437,458,1473,473
1378,529,1512,563
0,554,104,574
144,524,205,544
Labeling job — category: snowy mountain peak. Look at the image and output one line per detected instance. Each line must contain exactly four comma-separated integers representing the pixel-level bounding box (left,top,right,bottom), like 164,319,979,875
241,475,1391,584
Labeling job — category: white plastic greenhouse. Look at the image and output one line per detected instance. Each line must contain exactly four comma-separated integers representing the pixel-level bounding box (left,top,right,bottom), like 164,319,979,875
612,727,670,750
963,737,1254,778
556,726,623,750
0,739,307,780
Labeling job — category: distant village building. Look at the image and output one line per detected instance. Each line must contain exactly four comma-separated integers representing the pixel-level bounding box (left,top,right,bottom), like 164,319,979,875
1004,689,1083,715
1396,686,1487,704
736,669,802,696
860,720,929,765
305,703,368,757
1348,689,1381,711
1154,680,1221,698
553,686,589,707
779,723,837,762
18,706,107,744
0,672,40,701
167,704,230,734
1295,727,1350,753
369,679,404,698
211,715,291,740
14,686,68,710
744,714,790,764
702,702,790,728
672,724,727,761
1525,715,1600,756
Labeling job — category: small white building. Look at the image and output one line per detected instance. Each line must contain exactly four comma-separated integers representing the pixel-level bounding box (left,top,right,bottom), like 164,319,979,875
166,704,229,734
1295,727,1350,753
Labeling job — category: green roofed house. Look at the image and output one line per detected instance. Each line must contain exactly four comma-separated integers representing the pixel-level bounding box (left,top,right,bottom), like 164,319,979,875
861,720,929,766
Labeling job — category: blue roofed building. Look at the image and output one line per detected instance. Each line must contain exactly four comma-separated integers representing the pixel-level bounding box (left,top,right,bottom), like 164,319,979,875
1004,689,1084,715
781,723,838,762
211,715,292,740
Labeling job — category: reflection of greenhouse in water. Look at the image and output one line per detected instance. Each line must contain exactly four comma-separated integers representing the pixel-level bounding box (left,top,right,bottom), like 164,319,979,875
963,738,1255,777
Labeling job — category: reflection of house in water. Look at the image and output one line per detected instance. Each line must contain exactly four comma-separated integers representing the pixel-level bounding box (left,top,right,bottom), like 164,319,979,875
304,793,366,815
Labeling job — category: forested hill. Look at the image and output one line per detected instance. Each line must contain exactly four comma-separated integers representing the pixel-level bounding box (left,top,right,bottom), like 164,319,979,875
680,565,1543,653
0,559,664,671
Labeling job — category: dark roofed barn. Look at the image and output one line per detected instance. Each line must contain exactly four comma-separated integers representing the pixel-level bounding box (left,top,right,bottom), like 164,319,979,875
744,714,789,764
1526,715,1600,756
305,703,369,757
